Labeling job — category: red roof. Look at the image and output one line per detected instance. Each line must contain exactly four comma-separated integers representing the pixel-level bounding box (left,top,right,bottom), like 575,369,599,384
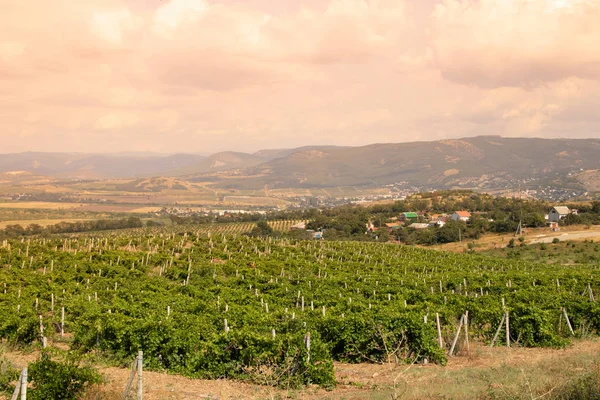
454,211,471,217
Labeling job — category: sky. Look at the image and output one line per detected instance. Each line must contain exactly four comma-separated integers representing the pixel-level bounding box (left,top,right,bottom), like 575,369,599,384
1,0,599,154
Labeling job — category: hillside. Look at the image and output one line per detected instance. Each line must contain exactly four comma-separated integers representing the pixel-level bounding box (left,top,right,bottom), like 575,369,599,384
205,136,600,191
1,137,599,194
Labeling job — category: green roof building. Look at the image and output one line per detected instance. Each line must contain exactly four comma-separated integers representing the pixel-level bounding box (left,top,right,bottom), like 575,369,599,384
399,212,419,221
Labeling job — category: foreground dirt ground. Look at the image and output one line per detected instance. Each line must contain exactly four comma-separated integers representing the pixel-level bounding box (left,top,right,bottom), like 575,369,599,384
3,339,600,400
430,224,600,253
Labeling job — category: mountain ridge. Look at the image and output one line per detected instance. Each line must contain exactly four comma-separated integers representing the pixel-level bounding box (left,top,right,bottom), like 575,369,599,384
1,136,599,193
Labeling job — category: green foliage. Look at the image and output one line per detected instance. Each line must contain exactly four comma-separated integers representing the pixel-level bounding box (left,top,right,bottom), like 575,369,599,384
509,305,567,348
0,347,19,395
246,220,275,237
28,351,101,400
1,227,600,388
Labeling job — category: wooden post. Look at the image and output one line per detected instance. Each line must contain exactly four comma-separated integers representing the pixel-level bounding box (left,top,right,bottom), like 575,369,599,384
449,315,464,356
304,332,311,364
464,311,470,355
562,308,575,335
137,351,143,400
39,315,46,348
20,368,27,400
61,307,65,337
505,310,510,348
185,262,191,286
10,369,23,400
121,355,139,400
436,312,443,349
490,313,506,347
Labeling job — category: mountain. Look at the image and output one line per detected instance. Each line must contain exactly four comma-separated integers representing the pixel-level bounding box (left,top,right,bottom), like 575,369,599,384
160,151,269,176
0,150,284,179
1,137,599,194
201,136,600,191
0,152,206,179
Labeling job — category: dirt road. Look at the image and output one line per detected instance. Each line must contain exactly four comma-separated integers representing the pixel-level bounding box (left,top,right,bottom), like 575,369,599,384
529,230,600,244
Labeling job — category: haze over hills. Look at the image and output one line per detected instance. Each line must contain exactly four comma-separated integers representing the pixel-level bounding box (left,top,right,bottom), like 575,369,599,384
1,136,599,193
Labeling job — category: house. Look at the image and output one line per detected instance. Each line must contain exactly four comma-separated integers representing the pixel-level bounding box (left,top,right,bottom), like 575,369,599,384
398,212,419,222
428,220,446,228
385,222,403,233
547,206,571,222
430,213,448,222
451,211,471,222
408,223,430,230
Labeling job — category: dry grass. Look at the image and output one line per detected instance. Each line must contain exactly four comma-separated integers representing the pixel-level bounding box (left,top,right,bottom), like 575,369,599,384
3,340,600,400
0,219,95,229
0,202,84,210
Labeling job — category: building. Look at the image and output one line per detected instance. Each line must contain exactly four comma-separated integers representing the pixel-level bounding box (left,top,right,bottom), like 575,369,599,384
428,220,446,228
547,206,571,222
398,212,419,222
385,222,403,233
451,211,471,222
408,223,430,230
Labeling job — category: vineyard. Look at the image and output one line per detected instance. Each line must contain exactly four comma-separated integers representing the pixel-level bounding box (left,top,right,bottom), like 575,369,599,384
1,228,600,388
192,220,307,235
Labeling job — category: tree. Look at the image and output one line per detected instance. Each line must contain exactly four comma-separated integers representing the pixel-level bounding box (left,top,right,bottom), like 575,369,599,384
247,220,274,237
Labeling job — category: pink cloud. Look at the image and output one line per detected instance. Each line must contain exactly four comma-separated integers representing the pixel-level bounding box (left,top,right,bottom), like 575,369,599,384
432,0,600,88
0,0,599,154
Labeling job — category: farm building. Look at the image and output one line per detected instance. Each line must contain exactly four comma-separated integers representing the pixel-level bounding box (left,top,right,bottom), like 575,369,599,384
547,206,572,222
385,222,403,233
451,211,471,222
398,212,419,222
408,223,429,230
428,220,446,228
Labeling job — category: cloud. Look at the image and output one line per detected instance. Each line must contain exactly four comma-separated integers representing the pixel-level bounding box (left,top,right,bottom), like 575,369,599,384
431,0,600,88
0,0,599,154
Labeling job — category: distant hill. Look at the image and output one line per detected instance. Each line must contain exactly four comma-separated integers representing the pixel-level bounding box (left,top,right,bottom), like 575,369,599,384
199,136,600,191
1,137,599,193
0,152,206,179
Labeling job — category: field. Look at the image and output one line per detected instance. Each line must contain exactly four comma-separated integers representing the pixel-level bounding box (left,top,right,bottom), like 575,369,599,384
1,226,600,398
0,219,96,229
0,202,84,210
0,174,398,212
192,220,307,235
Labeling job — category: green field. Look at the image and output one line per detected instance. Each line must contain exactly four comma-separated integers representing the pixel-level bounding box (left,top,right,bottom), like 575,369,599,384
1,227,600,393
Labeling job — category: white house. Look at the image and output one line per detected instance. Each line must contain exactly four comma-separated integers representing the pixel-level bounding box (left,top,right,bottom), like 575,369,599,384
451,211,471,222
428,220,446,228
409,223,430,230
547,206,571,223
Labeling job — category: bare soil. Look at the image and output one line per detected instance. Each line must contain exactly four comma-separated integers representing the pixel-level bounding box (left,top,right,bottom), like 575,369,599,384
3,340,600,400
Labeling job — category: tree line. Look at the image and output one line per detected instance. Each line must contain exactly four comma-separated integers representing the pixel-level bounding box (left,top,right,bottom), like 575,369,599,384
0,217,144,240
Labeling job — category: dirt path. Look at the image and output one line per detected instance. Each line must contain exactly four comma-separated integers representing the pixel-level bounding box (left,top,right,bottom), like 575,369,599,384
529,230,600,244
430,225,600,253
3,340,600,400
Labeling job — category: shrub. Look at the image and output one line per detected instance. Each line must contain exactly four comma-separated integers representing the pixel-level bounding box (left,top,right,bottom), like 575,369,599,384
27,351,101,400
